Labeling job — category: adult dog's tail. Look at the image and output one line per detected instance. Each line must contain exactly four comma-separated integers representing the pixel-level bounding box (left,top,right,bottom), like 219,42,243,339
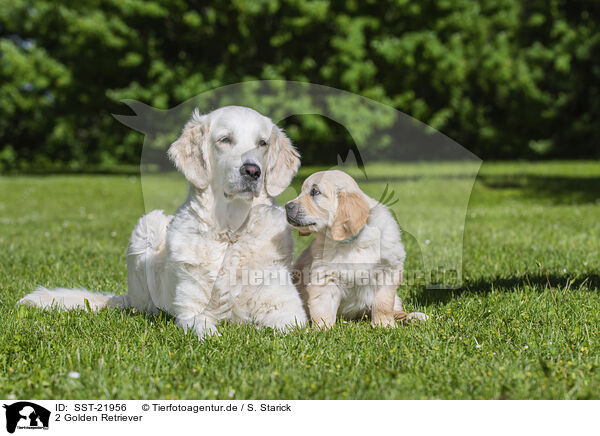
18,286,129,311
19,210,172,314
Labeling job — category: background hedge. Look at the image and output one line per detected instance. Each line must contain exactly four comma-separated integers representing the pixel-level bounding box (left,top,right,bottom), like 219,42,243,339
0,0,599,170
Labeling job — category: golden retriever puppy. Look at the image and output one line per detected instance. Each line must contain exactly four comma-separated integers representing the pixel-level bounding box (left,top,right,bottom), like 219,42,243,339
285,170,427,328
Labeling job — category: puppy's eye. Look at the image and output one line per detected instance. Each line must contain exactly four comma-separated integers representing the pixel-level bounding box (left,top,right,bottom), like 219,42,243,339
218,136,232,144
258,139,268,147
310,188,321,197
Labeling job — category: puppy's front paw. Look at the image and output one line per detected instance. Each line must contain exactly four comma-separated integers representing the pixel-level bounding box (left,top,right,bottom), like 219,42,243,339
311,316,337,329
407,312,429,322
371,317,396,328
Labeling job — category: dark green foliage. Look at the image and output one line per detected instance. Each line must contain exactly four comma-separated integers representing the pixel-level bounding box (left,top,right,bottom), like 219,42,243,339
0,0,598,171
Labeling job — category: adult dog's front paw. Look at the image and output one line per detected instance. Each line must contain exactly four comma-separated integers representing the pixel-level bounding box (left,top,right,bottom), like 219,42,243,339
176,315,220,340
262,313,307,334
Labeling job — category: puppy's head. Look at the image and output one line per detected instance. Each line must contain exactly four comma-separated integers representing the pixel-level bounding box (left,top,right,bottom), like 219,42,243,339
168,106,300,199
285,170,370,241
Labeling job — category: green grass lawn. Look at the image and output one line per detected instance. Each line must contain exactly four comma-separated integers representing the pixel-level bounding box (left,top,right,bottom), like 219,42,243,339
1,161,599,399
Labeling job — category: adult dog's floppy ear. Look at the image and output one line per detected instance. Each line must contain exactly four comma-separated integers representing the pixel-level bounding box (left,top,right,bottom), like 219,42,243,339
331,191,370,241
265,127,301,197
167,109,211,189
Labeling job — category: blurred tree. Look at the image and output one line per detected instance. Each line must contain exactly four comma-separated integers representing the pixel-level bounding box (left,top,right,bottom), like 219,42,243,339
0,0,598,171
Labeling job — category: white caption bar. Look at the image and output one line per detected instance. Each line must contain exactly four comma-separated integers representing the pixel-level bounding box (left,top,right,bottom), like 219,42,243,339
1,400,596,435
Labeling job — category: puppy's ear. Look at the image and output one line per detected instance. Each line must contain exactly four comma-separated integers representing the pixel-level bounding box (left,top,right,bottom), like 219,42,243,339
167,109,210,189
331,191,370,241
265,127,301,197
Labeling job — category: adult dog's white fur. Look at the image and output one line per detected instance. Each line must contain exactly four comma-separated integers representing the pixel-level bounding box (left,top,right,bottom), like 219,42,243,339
286,170,427,327
19,106,307,338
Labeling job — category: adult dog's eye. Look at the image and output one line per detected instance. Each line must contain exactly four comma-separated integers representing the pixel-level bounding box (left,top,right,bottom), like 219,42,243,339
310,188,321,197
258,139,268,147
218,136,232,144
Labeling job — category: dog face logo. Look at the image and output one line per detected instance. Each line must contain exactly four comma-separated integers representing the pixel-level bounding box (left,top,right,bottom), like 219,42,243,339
3,402,50,433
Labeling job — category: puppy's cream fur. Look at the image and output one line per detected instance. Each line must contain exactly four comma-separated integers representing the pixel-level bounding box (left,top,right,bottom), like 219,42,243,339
286,170,427,327
20,106,307,338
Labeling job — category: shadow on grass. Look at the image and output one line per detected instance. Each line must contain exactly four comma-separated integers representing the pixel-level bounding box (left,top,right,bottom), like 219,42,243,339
479,175,600,205
414,273,600,305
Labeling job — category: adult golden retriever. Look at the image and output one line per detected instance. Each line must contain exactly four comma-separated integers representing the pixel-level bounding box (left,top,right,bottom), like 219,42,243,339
20,106,307,338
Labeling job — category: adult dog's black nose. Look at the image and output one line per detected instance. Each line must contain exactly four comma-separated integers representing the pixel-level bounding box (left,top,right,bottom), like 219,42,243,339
240,163,261,180
285,202,297,217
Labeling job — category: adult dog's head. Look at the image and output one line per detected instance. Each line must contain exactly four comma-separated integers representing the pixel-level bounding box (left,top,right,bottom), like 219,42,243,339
168,106,300,199
285,170,371,241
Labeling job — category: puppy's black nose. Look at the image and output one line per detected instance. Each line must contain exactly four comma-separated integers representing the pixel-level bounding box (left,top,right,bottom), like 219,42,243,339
240,163,261,180
285,202,297,216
